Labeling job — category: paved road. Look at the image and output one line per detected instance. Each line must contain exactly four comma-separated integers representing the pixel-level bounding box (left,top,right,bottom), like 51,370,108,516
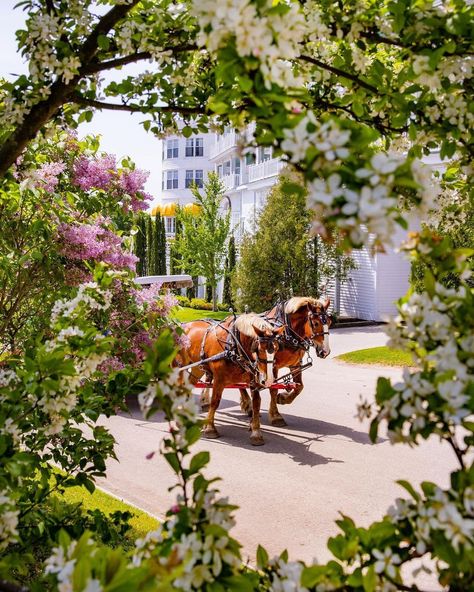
97,326,455,579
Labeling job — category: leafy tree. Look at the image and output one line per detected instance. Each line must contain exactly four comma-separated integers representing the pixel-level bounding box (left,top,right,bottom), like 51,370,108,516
411,169,474,291
158,213,167,274
223,234,236,307
147,211,167,275
134,212,148,277
146,215,155,275
1,2,474,591
233,177,354,312
175,173,230,311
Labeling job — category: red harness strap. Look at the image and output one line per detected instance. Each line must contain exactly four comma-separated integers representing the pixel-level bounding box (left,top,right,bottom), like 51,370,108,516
193,381,298,390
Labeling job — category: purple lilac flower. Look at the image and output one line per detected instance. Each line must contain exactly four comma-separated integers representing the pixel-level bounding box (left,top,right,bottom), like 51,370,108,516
120,169,149,195
58,220,138,270
73,154,117,191
34,162,66,192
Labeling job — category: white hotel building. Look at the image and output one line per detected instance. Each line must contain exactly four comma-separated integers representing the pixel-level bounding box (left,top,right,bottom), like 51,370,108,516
152,130,441,321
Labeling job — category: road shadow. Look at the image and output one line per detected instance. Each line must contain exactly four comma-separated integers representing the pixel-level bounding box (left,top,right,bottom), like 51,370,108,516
121,395,381,468
200,415,340,467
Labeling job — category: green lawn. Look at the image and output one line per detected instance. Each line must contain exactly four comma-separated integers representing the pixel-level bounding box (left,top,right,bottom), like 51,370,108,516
55,484,158,540
173,307,229,322
336,346,414,367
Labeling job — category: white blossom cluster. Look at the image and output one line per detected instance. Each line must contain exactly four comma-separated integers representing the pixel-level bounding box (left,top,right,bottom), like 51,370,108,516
172,528,241,591
388,485,474,554
44,541,77,592
137,369,194,418
44,540,103,592
132,489,239,590
51,282,113,324
280,112,440,246
0,494,19,551
377,283,473,441
191,0,307,88
268,557,308,592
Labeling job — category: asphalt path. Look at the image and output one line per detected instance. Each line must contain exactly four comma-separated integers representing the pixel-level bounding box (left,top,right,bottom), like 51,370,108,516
97,326,456,583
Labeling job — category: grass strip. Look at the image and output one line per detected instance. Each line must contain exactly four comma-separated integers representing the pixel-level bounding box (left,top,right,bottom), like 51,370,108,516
172,307,229,322
336,346,414,367
55,484,158,540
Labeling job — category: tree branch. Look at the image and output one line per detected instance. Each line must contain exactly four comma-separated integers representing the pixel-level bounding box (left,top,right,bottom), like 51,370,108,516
80,44,198,76
0,1,140,178
70,93,207,116
298,54,379,94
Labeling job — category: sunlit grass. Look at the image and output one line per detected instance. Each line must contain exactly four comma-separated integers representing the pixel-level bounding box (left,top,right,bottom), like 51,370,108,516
336,346,414,367
172,307,229,322
54,485,158,541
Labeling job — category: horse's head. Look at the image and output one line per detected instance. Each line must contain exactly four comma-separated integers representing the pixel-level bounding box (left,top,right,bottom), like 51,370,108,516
307,298,332,358
251,323,286,387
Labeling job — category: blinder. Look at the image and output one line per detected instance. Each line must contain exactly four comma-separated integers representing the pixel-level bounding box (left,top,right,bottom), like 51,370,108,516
308,311,331,339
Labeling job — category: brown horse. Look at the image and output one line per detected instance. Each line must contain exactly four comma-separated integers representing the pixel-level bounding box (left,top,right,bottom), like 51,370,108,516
176,314,285,445
238,297,331,427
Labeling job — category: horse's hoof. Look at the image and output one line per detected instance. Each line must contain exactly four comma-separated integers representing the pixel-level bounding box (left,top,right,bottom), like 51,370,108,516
250,434,265,446
202,426,220,439
270,416,287,427
201,403,210,412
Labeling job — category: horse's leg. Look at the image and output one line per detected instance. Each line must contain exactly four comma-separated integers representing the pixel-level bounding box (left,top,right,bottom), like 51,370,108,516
268,388,287,427
239,388,252,417
249,388,265,446
202,380,224,439
276,366,304,405
201,387,211,411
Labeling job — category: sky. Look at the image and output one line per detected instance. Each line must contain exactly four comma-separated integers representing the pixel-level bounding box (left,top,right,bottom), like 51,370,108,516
0,1,163,203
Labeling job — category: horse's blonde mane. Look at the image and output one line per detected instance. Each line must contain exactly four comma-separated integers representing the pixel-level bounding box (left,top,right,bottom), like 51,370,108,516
234,314,273,337
284,297,326,314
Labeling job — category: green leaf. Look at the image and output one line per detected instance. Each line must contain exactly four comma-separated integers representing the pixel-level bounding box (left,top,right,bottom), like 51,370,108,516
164,452,181,474
396,480,420,501
352,101,364,117
97,34,110,51
189,451,210,474
362,564,376,592
369,419,379,443
182,126,193,138
256,544,268,569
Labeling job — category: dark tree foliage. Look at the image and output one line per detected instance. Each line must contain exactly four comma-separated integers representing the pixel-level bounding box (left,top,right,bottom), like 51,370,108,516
223,234,236,307
134,213,147,277
232,176,354,312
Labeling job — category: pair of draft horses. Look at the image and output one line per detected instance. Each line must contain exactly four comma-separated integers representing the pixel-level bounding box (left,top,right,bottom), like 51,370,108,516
176,297,331,445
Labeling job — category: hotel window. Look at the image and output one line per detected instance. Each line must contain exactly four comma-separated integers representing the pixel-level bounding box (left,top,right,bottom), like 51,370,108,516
195,138,204,156
166,170,178,189
166,139,179,159
185,170,204,188
245,151,256,165
223,160,231,176
185,138,204,157
217,164,223,177
195,169,203,187
165,217,176,234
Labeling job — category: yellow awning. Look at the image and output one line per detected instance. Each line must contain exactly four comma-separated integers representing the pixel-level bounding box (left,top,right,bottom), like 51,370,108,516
150,203,200,216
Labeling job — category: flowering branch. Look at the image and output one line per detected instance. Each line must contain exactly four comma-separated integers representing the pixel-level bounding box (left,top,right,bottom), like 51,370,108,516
80,43,199,76
71,93,207,116
298,54,379,94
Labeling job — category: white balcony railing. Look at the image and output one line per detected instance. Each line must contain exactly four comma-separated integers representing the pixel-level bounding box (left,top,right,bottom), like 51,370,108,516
210,131,240,159
247,158,285,183
220,173,241,190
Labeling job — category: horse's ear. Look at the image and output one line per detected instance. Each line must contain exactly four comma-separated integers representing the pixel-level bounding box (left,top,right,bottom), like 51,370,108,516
252,323,265,337
323,298,330,310
274,325,286,335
